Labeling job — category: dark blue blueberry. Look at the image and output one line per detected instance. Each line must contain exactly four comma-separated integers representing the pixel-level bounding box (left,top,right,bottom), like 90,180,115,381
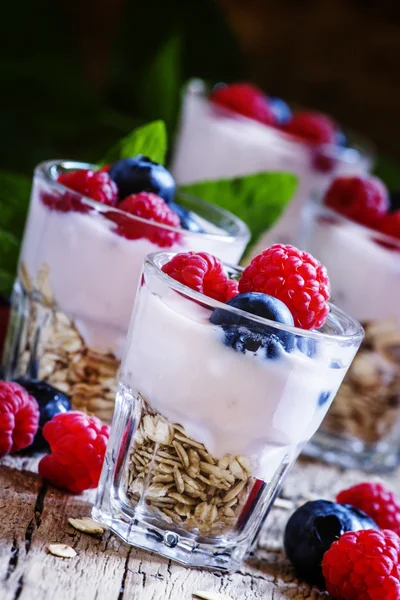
268,96,292,125
14,378,71,451
108,155,176,204
336,129,348,147
296,337,317,358
284,500,378,586
169,202,205,233
390,191,400,211
318,391,331,407
210,292,294,357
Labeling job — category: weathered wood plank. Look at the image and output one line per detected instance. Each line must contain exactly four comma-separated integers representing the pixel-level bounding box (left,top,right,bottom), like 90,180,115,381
0,454,396,600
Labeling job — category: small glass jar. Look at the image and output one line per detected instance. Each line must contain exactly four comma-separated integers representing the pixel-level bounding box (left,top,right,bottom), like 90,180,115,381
93,251,363,572
171,79,374,253
2,160,249,423
301,202,400,471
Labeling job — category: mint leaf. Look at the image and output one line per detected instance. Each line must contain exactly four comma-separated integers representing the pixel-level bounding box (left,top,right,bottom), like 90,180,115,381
179,172,298,245
101,120,167,165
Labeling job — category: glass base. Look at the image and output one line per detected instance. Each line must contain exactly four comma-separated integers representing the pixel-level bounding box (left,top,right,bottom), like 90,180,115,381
304,429,400,472
92,504,247,572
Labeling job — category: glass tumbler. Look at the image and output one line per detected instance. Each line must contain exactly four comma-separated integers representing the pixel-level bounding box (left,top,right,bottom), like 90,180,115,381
93,251,363,572
301,202,400,471
2,160,249,423
171,79,374,253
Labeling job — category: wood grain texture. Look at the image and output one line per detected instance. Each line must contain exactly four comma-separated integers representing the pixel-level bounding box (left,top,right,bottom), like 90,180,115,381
0,454,397,600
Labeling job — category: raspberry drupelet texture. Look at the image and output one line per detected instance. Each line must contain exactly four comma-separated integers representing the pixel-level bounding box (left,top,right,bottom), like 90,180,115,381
162,251,238,303
322,529,400,600
210,83,276,126
0,381,40,457
325,175,390,226
283,111,337,145
239,244,330,329
337,482,400,537
38,411,110,493
114,192,181,247
57,169,118,206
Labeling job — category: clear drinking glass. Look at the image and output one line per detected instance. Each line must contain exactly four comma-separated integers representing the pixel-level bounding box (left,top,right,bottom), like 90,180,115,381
171,79,374,254
93,251,363,572
301,202,400,471
2,160,249,423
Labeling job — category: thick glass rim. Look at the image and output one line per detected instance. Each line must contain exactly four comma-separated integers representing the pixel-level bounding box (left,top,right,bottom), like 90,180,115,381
184,79,375,168
307,199,400,251
34,160,250,244
145,251,365,344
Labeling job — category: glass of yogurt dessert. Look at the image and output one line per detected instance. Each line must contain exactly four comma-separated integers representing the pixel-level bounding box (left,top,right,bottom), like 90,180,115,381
93,244,363,572
2,158,249,423
301,174,400,470
171,80,374,254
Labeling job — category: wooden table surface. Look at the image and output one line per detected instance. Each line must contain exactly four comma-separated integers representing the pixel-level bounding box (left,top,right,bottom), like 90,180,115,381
2,454,396,600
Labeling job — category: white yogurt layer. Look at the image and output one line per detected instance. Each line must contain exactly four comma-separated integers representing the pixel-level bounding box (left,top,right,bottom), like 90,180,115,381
305,214,400,323
121,283,350,480
171,86,371,252
20,188,244,357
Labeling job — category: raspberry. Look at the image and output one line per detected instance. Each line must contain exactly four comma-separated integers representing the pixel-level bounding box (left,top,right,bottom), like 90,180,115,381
162,251,236,303
322,529,400,600
325,175,390,226
0,381,40,457
284,111,337,145
337,482,400,536
38,411,110,493
112,192,182,247
379,211,400,240
57,169,118,207
239,244,330,330
210,83,275,126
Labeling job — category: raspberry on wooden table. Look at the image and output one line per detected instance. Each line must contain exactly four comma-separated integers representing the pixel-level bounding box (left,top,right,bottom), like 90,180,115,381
239,244,330,330
162,251,238,303
0,381,40,457
337,482,400,537
38,411,110,493
210,83,276,126
322,529,400,600
114,192,182,247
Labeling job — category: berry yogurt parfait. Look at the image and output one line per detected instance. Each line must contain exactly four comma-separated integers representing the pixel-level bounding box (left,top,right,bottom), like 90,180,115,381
171,80,374,253
93,244,363,572
301,174,400,470
2,158,249,423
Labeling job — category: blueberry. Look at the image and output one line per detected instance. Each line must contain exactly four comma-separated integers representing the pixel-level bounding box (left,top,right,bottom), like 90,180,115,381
14,378,71,451
210,292,294,357
318,390,331,407
268,96,292,125
108,155,176,204
296,337,317,358
284,500,378,585
169,202,205,233
336,129,348,147
390,191,400,211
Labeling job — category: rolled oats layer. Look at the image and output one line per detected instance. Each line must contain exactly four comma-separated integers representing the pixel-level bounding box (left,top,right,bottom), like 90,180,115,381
323,319,400,444
126,398,253,536
16,262,119,423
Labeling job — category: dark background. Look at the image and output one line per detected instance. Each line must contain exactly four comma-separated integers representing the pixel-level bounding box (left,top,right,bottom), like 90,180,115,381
1,0,400,181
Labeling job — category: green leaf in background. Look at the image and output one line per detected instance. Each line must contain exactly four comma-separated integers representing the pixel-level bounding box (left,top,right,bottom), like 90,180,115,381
0,171,31,295
374,155,400,192
0,171,31,237
101,120,168,165
180,172,298,245
0,230,20,294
